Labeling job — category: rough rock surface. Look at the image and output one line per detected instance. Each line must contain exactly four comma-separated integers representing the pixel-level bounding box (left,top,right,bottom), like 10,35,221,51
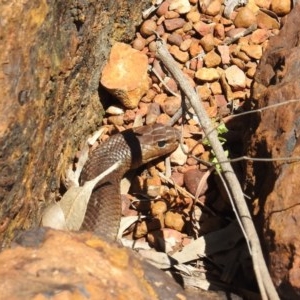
0,0,149,248
244,4,300,299
101,42,149,109
0,228,221,300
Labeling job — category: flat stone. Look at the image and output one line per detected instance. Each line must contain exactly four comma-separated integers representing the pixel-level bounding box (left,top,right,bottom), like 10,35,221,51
256,10,280,30
195,67,220,82
164,18,186,31
217,45,230,64
241,44,263,60
101,42,149,109
204,50,221,68
225,65,246,90
193,21,214,37
250,28,270,44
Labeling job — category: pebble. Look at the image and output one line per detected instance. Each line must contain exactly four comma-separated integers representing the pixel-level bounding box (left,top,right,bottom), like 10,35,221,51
165,211,185,231
164,18,186,31
180,38,192,51
106,105,124,115
256,10,280,30
270,0,291,16
169,45,190,63
225,65,246,90
146,102,161,125
250,28,270,44
199,33,215,52
167,33,184,46
170,144,188,165
195,67,220,82
234,7,257,28
151,201,167,216
171,172,185,187
204,50,221,68
193,21,214,37
197,85,211,101
169,0,191,14
186,11,201,23
217,45,230,64
241,44,263,60
210,81,222,94
162,96,181,116
202,0,222,16
184,168,208,196
140,19,157,37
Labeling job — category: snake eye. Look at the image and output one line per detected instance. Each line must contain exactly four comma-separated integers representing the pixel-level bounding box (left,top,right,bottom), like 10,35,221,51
157,141,166,148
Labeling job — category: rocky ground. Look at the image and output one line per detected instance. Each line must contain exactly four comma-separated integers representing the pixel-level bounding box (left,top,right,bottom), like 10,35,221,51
1,0,299,299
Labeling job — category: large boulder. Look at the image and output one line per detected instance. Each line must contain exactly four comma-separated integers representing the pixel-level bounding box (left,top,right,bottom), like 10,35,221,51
244,4,300,299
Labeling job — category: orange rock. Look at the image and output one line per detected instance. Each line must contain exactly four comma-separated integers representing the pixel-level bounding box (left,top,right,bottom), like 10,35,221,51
204,50,221,68
195,67,220,82
197,85,211,101
210,81,222,94
199,33,215,52
101,42,149,109
165,211,185,231
169,45,190,63
202,0,222,16
250,28,270,44
270,0,291,16
241,44,263,60
256,10,280,30
234,7,257,28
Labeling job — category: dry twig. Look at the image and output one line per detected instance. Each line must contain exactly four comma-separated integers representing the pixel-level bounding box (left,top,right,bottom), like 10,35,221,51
156,39,279,300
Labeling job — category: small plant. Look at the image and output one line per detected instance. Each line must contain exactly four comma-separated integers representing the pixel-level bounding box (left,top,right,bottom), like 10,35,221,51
202,121,229,172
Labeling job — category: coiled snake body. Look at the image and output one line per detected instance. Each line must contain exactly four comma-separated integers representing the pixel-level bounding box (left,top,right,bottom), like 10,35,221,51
80,123,180,240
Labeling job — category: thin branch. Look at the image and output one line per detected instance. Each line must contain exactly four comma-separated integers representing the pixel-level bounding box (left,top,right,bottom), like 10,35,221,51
156,39,279,300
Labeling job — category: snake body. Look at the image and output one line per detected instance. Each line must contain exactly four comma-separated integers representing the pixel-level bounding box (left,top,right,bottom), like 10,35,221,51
80,123,180,240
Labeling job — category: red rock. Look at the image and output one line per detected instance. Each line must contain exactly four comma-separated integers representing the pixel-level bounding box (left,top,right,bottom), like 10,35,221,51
217,45,230,64
101,42,149,109
171,172,184,187
193,21,214,37
156,0,170,16
164,18,186,31
244,5,300,298
250,28,270,44
0,229,191,299
214,23,225,40
184,168,208,196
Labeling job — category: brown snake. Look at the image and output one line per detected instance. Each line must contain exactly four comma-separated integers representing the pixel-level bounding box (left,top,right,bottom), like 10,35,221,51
80,123,180,240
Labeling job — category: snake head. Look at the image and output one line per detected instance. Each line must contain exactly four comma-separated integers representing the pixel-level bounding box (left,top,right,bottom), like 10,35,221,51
133,123,181,164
